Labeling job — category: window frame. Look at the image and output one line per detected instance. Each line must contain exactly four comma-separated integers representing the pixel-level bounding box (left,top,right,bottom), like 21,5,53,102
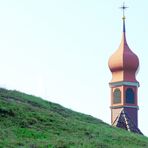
113,88,121,104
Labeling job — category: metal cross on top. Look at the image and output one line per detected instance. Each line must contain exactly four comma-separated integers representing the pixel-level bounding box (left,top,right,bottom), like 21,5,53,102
120,2,128,19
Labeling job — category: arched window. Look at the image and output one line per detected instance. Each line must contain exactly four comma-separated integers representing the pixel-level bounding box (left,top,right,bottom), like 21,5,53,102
113,88,121,104
126,88,135,104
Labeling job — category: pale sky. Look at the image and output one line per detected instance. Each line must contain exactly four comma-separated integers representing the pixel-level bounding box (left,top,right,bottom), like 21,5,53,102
0,0,148,136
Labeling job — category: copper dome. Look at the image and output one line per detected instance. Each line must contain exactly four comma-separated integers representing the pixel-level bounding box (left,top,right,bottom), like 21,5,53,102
108,33,139,73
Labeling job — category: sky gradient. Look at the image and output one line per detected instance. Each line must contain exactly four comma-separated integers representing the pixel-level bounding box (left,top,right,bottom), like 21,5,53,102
0,0,148,136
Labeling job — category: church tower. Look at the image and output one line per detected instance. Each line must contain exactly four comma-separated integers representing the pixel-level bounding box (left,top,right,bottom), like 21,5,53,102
108,4,142,134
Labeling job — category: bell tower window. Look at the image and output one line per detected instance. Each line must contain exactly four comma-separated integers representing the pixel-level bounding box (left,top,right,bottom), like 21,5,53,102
125,88,135,104
113,88,121,104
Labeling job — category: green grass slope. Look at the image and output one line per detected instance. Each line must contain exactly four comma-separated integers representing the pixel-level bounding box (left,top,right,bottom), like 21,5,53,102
0,88,148,148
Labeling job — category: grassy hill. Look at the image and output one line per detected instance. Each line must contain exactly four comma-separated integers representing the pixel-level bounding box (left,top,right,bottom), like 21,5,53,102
0,88,148,148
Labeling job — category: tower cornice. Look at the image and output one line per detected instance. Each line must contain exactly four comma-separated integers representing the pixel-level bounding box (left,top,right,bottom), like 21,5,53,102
110,105,139,110
109,81,140,87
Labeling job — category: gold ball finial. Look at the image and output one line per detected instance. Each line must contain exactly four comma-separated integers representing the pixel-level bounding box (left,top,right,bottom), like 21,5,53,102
122,16,126,20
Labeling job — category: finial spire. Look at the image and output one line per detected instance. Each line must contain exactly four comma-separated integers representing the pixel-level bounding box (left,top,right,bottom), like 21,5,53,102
120,2,128,32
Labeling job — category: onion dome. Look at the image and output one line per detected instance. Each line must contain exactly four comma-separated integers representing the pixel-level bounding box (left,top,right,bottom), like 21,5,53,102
108,16,139,82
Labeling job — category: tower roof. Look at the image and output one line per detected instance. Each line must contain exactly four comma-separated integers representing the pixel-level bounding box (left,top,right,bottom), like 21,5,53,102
108,8,139,82
108,20,139,72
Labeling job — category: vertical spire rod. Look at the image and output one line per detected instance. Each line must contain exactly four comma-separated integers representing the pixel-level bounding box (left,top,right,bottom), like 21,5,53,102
120,2,128,33
123,17,126,32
